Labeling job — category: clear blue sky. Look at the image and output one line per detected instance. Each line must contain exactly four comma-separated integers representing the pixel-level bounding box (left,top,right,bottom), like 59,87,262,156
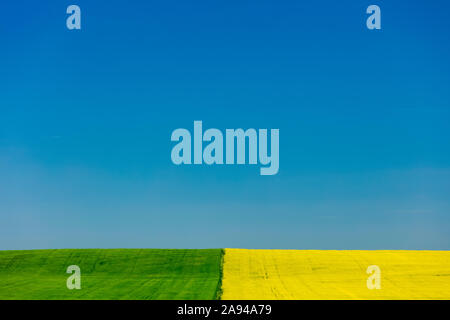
1,0,450,250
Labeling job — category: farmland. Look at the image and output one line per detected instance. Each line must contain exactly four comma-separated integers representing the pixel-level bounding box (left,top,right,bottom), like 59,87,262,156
221,249,450,299
0,249,222,300
1,248,450,299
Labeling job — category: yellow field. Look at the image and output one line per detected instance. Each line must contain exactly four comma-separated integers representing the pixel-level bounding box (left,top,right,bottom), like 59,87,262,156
221,249,450,299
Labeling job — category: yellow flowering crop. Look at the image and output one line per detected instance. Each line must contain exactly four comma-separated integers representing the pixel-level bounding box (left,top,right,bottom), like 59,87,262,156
221,249,450,299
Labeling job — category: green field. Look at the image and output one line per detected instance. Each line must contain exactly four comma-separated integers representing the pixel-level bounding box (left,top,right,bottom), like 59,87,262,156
0,249,223,300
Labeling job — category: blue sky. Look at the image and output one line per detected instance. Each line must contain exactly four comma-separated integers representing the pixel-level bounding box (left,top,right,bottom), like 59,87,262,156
1,0,450,250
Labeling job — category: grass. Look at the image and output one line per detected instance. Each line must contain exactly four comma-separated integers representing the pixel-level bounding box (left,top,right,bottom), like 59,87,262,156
221,249,450,299
0,249,222,300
